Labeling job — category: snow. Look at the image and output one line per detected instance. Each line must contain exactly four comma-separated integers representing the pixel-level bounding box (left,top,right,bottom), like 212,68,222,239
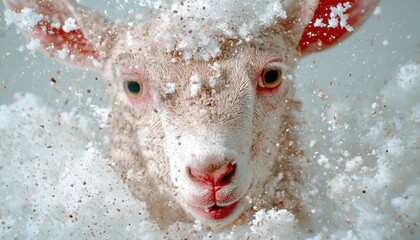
328,2,354,32
4,7,43,31
373,6,382,16
314,18,326,28
314,2,354,32
190,73,202,97
5,8,79,36
26,38,40,53
153,0,286,60
62,17,80,33
164,82,177,95
209,62,221,90
57,48,69,60
1,0,419,239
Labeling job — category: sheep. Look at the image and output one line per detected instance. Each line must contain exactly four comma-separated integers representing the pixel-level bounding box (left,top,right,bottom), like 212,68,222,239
3,0,379,228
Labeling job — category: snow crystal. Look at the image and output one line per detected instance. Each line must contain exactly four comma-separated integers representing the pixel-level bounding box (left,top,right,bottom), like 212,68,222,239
345,156,364,172
62,17,80,32
314,2,354,32
329,2,354,31
373,6,382,16
410,105,420,123
314,18,326,28
26,38,41,53
57,48,69,60
208,62,221,91
4,8,43,32
51,22,61,29
91,58,103,68
190,73,202,97
126,31,134,46
249,209,299,239
164,82,177,94
397,63,418,90
317,154,330,168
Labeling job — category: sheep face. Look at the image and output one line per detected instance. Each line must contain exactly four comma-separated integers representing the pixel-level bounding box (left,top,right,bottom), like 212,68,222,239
106,30,299,224
3,0,379,227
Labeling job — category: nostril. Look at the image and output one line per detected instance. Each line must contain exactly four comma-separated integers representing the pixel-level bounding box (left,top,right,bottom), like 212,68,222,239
216,162,236,186
187,162,237,187
188,167,212,185
188,167,201,183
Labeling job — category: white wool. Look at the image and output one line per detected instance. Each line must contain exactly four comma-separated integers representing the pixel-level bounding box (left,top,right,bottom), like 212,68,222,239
153,0,286,60
4,8,43,32
62,17,80,32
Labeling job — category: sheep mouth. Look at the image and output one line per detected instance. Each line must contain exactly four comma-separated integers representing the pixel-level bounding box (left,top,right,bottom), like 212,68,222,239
192,199,242,220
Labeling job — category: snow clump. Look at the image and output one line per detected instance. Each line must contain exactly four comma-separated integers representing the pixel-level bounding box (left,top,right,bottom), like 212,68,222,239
62,17,80,32
164,82,177,95
4,7,43,31
26,38,41,53
313,2,354,32
190,73,202,97
153,0,287,61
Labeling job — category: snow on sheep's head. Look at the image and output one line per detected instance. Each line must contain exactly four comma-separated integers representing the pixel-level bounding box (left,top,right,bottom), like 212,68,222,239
3,0,379,226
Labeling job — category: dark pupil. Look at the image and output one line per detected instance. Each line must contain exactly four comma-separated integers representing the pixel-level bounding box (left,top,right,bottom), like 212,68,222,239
127,81,140,93
265,70,279,83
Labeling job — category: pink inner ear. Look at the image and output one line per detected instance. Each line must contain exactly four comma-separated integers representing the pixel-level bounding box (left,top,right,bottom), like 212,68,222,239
7,0,99,60
299,0,372,52
32,22,99,59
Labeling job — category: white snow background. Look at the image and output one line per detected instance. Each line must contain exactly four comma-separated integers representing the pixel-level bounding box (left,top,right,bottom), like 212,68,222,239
0,0,419,239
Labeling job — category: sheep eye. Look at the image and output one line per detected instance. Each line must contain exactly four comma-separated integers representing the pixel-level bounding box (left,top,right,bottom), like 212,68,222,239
124,81,144,98
260,68,282,89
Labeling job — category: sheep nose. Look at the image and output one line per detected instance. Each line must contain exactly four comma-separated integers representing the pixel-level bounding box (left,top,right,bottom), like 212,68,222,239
188,162,236,188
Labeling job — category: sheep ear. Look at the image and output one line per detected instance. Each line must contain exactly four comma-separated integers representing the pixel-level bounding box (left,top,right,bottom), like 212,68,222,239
3,0,118,71
282,0,379,56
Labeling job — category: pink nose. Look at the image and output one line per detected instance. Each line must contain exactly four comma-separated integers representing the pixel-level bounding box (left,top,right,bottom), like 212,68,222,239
188,162,236,187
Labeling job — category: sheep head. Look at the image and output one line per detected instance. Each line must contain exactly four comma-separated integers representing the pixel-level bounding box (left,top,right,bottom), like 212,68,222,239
3,0,379,226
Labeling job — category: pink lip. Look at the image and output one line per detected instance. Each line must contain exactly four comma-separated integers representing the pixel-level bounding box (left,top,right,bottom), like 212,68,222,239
191,199,241,220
